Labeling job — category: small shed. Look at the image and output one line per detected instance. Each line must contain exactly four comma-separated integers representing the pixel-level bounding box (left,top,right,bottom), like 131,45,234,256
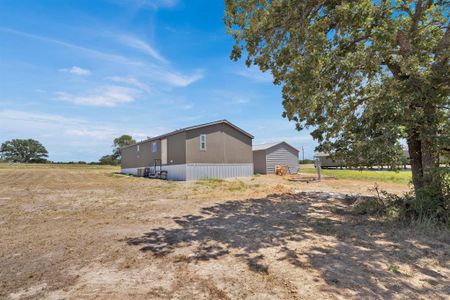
253,142,299,174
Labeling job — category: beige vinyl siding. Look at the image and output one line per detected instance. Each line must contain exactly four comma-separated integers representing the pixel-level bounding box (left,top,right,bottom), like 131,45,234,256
186,123,224,163
120,140,161,169
167,131,186,165
185,123,252,164
161,138,167,164
222,123,253,163
253,150,267,174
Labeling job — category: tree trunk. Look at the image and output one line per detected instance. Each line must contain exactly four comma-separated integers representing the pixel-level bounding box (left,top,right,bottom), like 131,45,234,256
407,130,424,191
421,102,440,186
407,102,440,193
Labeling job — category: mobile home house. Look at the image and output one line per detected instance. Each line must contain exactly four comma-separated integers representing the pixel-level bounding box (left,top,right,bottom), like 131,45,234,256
314,152,344,169
120,120,254,180
253,142,299,174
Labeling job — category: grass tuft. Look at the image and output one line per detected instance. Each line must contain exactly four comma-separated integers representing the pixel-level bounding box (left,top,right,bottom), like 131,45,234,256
227,180,247,192
388,265,400,274
195,178,225,185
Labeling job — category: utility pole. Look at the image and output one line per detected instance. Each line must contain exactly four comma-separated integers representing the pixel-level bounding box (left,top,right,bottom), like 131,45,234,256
302,146,305,161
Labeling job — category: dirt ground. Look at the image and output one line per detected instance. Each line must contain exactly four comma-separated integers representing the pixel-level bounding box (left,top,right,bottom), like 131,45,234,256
1,165,449,299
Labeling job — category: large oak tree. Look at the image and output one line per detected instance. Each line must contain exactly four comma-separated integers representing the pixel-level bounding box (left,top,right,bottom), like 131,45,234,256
1,139,48,163
225,0,449,215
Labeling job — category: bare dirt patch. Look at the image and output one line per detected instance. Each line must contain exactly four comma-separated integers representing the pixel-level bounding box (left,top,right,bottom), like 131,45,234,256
1,165,448,299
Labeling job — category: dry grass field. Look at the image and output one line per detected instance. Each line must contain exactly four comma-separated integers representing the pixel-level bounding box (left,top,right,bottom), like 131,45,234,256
1,164,449,299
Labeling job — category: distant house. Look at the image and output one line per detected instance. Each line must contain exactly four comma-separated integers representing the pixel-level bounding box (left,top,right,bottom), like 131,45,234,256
120,120,254,180
314,152,344,169
315,149,411,169
253,142,299,174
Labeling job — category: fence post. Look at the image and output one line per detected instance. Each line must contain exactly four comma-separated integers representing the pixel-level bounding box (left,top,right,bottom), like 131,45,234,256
315,158,321,181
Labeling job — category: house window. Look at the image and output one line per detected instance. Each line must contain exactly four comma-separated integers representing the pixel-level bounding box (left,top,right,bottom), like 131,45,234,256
152,142,157,153
200,134,206,151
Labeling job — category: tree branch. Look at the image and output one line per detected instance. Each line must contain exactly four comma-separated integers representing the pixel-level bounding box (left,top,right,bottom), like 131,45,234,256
410,0,426,34
383,57,409,80
435,23,450,58
432,23,450,73
337,34,370,53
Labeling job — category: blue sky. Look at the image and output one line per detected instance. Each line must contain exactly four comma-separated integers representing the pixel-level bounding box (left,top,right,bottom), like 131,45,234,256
0,0,316,162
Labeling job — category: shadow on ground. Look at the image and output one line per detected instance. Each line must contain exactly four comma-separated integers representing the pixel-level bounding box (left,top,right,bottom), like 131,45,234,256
126,192,450,298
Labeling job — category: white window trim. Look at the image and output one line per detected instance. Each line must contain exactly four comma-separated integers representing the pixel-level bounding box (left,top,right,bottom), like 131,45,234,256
200,134,206,151
152,142,157,153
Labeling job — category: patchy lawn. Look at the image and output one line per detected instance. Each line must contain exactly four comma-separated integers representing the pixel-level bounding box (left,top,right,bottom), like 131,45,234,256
1,164,448,299
300,165,412,185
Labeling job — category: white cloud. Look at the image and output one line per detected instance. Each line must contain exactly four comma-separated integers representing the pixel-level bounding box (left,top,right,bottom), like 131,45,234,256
55,86,138,107
112,0,179,9
146,0,179,9
0,26,143,66
0,110,118,141
111,34,167,63
0,26,203,88
106,76,151,92
233,66,273,83
60,66,91,76
233,97,250,104
158,69,204,87
65,128,115,139
130,132,152,140
99,31,203,86
180,103,193,109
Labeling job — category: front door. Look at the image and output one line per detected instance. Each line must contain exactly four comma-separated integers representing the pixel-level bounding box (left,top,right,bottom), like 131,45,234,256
161,138,167,165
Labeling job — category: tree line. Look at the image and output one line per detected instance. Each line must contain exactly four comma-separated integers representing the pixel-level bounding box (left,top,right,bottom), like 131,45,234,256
0,135,135,165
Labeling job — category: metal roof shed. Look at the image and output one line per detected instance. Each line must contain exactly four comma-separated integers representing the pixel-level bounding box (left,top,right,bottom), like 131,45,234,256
253,141,299,174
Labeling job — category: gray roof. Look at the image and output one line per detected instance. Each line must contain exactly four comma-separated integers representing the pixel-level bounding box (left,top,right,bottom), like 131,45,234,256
253,141,299,152
121,119,254,150
252,142,280,151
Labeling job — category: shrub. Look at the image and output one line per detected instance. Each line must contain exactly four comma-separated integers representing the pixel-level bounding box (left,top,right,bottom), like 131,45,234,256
353,197,386,216
354,168,450,228
409,167,450,225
